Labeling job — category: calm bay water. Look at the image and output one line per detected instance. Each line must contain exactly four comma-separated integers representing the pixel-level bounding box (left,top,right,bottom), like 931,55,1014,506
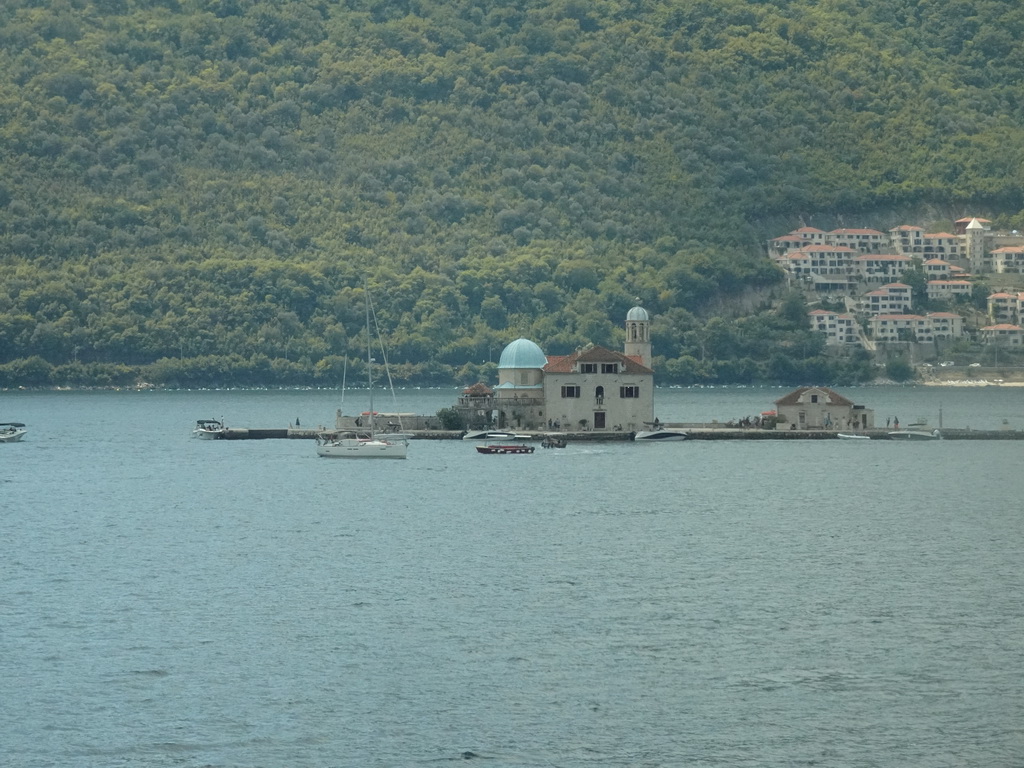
2,386,1023,767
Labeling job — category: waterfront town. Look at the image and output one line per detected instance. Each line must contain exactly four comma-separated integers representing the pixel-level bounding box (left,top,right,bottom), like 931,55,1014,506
768,216,1024,350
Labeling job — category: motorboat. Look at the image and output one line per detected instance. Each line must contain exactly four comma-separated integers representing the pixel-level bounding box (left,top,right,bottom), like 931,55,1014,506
476,443,535,454
317,285,408,460
836,433,871,440
0,422,27,442
462,430,531,441
888,429,942,440
541,435,567,448
192,419,226,439
633,426,687,441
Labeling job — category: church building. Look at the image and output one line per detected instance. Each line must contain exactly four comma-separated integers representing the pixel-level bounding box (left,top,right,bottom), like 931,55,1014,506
478,306,655,432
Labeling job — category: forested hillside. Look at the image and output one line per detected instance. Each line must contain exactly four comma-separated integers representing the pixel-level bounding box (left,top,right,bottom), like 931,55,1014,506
2,0,1024,388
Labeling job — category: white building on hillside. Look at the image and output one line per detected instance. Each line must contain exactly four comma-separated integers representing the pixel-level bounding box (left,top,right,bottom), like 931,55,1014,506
979,324,1023,345
808,309,859,345
864,283,913,314
926,280,972,302
988,291,1024,324
869,313,964,343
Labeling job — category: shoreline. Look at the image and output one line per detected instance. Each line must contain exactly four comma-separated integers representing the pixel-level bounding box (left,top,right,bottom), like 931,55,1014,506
920,379,1024,387
3,378,1024,392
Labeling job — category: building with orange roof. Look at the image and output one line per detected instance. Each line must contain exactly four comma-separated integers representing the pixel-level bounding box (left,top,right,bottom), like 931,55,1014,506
774,386,874,430
978,324,1024,346
771,216,1022,280
807,309,859,345
987,291,1024,324
926,280,972,302
473,306,655,433
868,313,964,343
864,283,913,315
991,246,1024,273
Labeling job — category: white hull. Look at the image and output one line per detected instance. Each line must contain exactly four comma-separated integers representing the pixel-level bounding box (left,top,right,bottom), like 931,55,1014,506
837,433,870,440
462,430,530,440
317,438,407,459
192,428,224,439
634,429,687,441
889,430,942,440
319,284,409,461
192,419,225,439
0,428,27,442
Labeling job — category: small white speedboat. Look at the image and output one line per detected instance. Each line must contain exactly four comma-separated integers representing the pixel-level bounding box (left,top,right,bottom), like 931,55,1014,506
888,429,942,440
0,422,27,442
837,433,871,440
633,428,687,441
462,430,531,441
192,419,226,439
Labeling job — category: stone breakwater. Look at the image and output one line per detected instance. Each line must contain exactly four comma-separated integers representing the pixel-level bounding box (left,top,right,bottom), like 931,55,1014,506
219,426,1023,441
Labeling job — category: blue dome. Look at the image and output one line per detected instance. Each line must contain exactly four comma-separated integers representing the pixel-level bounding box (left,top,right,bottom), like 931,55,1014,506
626,306,649,321
498,338,547,369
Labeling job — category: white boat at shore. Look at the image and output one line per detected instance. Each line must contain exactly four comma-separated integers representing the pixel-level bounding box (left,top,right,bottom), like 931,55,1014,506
837,433,871,440
192,419,226,439
317,431,408,458
462,430,531,441
888,429,942,440
633,427,687,441
317,286,407,460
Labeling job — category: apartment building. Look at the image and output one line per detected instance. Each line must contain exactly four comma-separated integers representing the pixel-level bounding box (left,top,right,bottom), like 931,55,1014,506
987,292,1024,324
978,324,1024,345
925,280,972,302
807,309,859,345
869,313,964,343
864,283,913,314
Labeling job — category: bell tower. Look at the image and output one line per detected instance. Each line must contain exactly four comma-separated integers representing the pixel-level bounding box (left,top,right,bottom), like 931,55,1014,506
624,304,652,369
964,217,987,273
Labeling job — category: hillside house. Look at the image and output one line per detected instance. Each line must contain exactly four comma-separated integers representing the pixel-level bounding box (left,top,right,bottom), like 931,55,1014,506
979,324,1024,346
988,292,1024,324
808,309,859,345
864,283,913,314
868,313,964,343
926,280,972,302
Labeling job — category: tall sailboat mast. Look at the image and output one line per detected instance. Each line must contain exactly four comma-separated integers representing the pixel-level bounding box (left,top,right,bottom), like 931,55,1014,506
365,286,373,435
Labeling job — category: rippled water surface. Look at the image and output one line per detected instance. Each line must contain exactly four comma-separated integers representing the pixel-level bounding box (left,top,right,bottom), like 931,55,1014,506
2,388,1023,767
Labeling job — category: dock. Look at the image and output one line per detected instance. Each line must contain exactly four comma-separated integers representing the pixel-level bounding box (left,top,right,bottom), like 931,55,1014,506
217,426,1024,441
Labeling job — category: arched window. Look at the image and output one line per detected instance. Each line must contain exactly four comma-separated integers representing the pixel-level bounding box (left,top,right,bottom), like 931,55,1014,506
595,385,604,405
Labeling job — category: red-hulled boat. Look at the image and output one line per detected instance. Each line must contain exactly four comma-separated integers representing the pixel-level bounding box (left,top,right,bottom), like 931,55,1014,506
476,443,535,455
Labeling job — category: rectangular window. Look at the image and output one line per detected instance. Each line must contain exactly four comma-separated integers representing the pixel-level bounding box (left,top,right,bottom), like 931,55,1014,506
580,363,597,373
619,386,640,398
561,385,580,398
601,363,618,374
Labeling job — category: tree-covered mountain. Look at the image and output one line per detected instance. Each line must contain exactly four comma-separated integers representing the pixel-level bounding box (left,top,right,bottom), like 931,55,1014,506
1,0,1023,388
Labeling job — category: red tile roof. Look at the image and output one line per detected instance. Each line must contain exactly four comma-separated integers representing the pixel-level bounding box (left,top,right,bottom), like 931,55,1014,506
462,382,494,396
774,386,855,407
543,345,653,375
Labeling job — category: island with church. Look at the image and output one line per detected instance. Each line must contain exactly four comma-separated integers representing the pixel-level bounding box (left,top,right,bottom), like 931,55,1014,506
212,305,1023,441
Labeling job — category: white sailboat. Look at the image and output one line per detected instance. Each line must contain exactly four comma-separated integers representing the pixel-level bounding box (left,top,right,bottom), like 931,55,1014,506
317,287,408,460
